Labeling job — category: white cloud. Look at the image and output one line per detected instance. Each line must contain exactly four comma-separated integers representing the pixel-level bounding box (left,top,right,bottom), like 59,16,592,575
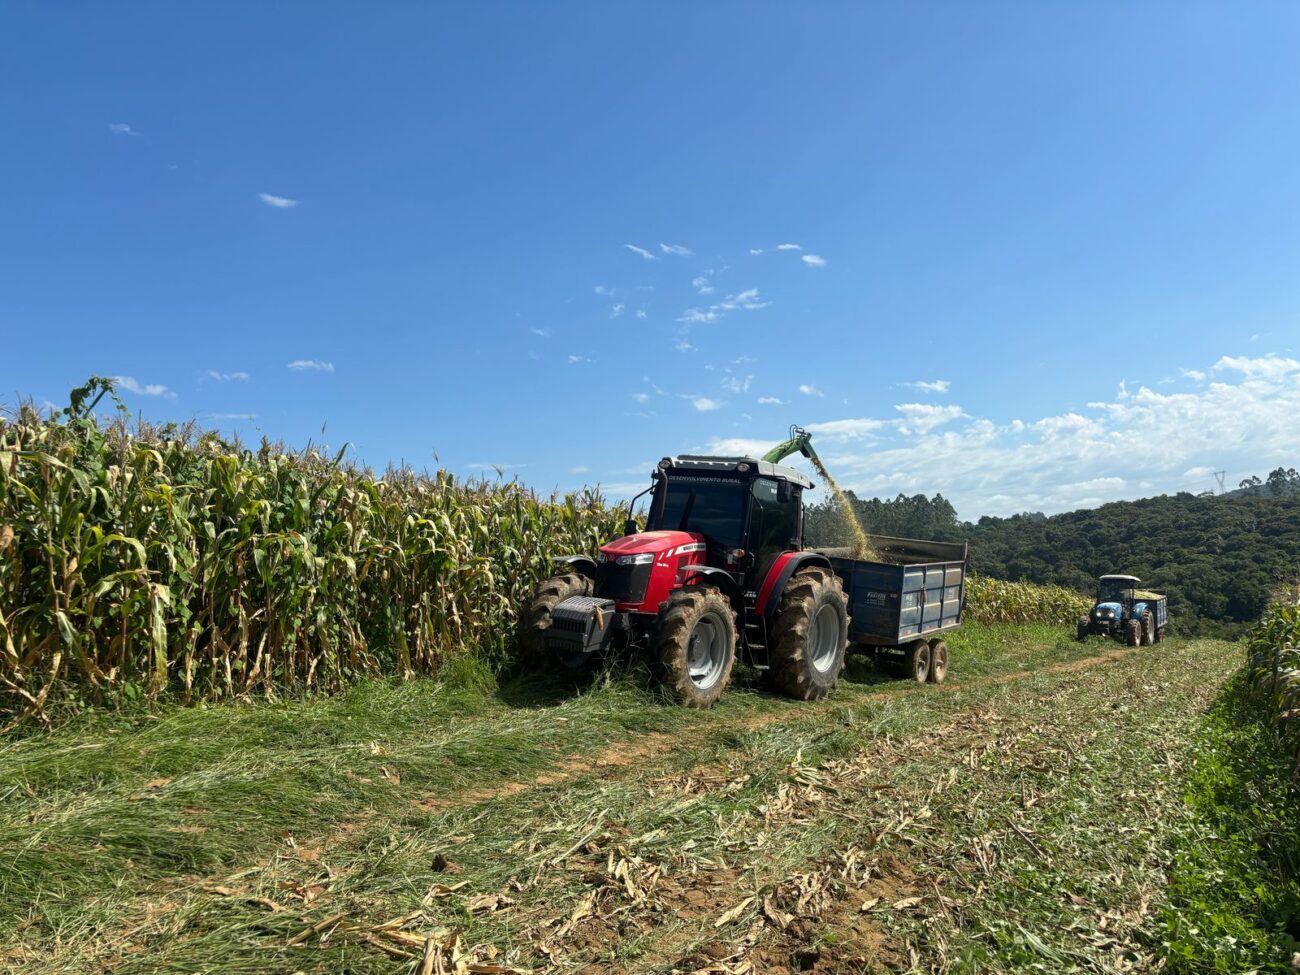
632,392,650,403
635,309,648,320
659,243,692,256
530,327,552,337
571,465,590,474
721,373,753,394
568,354,589,364
205,370,250,383
1212,353,1300,380
758,396,785,406
675,339,696,353
287,359,334,373
113,376,175,398
594,285,614,295
610,303,625,318
1181,368,1207,381
623,244,657,261
905,379,950,393
776,243,802,251
801,254,827,268
107,122,138,136
782,352,1300,516
894,403,966,434
692,275,715,295
678,288,770,325
259,192,299,209
798,384,823,397
748,248,764,256
687,396,723,412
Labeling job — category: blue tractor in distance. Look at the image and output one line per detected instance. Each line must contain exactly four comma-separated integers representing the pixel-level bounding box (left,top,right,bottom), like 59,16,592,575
1076,574,1168,646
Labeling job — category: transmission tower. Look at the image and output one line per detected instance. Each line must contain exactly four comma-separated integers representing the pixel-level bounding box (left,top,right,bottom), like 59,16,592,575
1213,470,1227,494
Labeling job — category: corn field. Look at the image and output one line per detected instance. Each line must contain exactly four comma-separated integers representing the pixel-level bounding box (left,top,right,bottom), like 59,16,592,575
1244,590,1300,769
0,380,623,729
964,573,1093,625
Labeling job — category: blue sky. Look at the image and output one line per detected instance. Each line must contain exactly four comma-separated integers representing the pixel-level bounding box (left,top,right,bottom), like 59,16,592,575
3,2,1299,518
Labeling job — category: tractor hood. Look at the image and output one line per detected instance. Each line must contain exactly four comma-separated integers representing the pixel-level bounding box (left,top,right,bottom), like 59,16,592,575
600,530,704,562
1093,602,1122,618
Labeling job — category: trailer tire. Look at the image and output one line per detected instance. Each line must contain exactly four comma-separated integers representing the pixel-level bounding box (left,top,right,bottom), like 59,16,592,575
927,639,949,684
768,568,849,701
1124,620,1141,647
1156,626,1165,643
656,587,736,708
520,572,594,665
905,639,931,683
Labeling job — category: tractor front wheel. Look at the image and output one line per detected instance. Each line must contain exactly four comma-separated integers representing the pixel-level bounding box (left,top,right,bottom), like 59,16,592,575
520,572,593,666
1076,618,1089,642
656,587,737,708
768,568,849,700
1124,619,1141,647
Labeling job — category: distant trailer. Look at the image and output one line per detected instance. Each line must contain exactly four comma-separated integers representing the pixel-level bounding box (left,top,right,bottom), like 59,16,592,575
817,535,968,683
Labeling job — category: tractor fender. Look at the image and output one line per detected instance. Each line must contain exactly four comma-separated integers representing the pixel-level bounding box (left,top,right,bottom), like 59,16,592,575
679,565,744,612
757,552,834,619
552,555,597,579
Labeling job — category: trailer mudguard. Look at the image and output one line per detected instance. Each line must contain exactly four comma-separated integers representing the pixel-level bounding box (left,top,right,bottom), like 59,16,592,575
552,555,597,579
756,551,833,618
680,564,744,612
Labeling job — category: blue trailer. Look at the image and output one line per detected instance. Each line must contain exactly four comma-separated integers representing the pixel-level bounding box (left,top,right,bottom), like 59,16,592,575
819,535,969,683
1077,574,1169,646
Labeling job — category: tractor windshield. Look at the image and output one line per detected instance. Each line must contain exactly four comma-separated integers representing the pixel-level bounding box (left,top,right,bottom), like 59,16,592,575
651,476,747,548
1097,578,1134,602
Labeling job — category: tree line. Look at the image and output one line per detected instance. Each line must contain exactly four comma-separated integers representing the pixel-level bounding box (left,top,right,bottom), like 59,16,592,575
804,469,1300,637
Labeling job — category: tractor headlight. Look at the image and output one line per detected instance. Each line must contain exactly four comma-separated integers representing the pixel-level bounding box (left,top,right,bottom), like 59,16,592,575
615,553,654,566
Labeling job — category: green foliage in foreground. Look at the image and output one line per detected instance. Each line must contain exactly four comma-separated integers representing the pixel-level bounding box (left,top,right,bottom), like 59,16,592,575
0,380,622,728
1158,671,1300,972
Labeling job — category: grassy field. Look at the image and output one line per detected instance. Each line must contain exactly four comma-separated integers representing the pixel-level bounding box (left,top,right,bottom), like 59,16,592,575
0,624,1281,974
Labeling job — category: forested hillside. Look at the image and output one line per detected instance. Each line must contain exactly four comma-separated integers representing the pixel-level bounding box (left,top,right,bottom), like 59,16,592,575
805,469,1300,636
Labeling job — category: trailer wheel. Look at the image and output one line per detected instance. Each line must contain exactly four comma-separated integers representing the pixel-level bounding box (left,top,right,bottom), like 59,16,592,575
927,639,949,684
1124,619,1141,647
656,587,736,708
520,572,593,665
1155,626,1165,643
768,568,849,701
905,639,931,683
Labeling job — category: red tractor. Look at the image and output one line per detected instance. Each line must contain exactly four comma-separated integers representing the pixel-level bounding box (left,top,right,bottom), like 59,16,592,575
522,429,851,707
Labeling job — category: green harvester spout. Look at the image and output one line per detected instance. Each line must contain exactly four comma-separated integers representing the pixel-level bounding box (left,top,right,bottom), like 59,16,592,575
762,425,820,465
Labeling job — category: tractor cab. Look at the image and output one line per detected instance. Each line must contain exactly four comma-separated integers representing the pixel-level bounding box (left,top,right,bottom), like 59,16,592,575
1095,574,1140,616
642,454,813,590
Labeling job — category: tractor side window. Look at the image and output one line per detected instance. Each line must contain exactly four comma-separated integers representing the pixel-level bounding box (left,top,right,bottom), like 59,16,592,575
749,478,799,580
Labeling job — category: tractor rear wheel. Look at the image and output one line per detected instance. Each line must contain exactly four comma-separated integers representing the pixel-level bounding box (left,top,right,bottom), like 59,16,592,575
656,587,736,708
927,639,949,684
1124,619,1141,647
520,572,593,666
1140,613,1155,647
769,568,849,700
905,639,931,683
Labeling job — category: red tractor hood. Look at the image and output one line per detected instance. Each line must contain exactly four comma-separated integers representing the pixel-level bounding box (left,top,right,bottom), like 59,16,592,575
600,530,703,560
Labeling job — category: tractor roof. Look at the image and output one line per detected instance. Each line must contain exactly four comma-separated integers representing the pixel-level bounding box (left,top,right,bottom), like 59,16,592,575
1099,574,1141,583
661,455,816,490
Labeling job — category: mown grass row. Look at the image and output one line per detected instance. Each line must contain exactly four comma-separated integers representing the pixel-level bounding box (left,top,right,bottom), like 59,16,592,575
0,381,622,728
964,572,1093,625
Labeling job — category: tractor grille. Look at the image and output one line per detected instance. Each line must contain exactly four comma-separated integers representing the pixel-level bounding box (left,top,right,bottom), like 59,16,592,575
595,561,651,605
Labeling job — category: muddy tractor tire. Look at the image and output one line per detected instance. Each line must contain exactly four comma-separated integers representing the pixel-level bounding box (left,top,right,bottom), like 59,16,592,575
1076,618,1089,642
769,567,850,701
656,586,737,708
905,639,932,683
927,638,949,684
520,572,593,666
1124,619,1141,647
